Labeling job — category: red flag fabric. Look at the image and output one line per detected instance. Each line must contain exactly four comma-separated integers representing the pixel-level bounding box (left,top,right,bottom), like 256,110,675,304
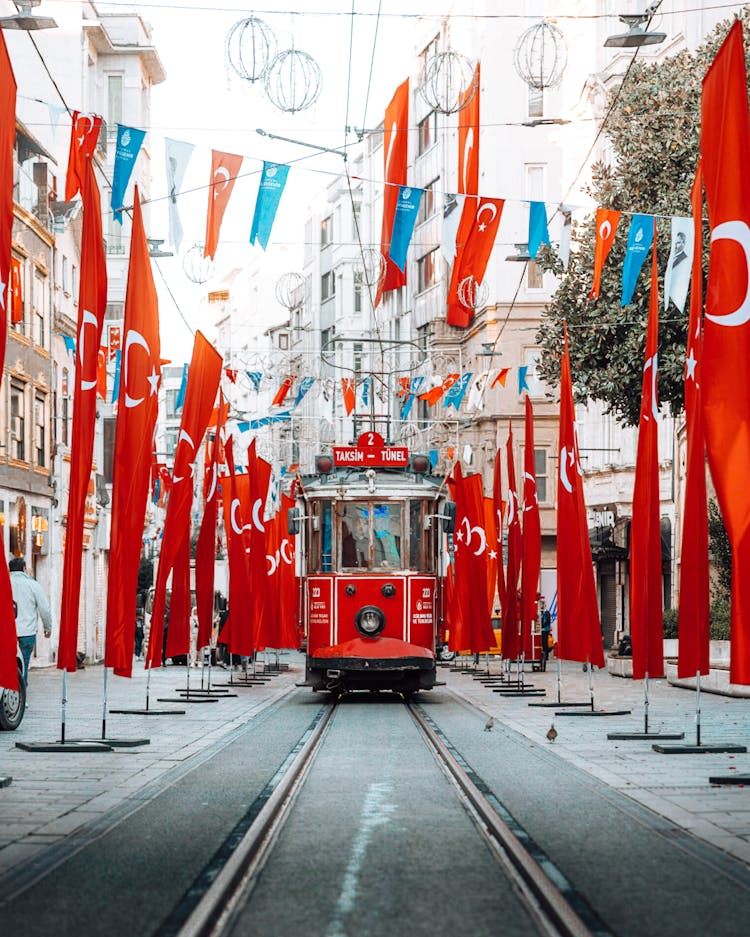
277,493,299,648
701,20,750,685
556,325,604,667
106,189,162,677
248,446,273,649
206,398,229,428
521,397,541,658
457,64,480,197
272,376,294,407
96,346,107,400
146,332,222,669
447,198,505,328
492,449,506,613
204,150,243,261
10,256,21,324
58,159,108,672
678,164,710,679
629,243,663,680
419,374,458,406
490,368,510,389
195,424,224,651
0,30,17,692
65,111,102,202
221,437,255,657
589,208,621,300
501,425,522,660
375,78,409,307
225,368,237,383
483,497,498,615
342,377,356,415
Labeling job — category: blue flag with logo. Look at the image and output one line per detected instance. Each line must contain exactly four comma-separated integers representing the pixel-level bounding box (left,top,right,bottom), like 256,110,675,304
111,350,121,404
175,363,188,413
111,124,147,222
62,334,76,357
246,370,262,391
528,201,550,260
621,214,654,306
390,186,423,272
443,373,473,411
249,162,290,250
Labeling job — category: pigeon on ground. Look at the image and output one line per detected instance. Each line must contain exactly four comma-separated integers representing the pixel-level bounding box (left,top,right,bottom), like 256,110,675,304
547,723,558,743
484,716,495,732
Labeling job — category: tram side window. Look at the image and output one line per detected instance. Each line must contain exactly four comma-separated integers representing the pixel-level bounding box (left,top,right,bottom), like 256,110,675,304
373,503,402,568
409,500,433,572
311,501,333,572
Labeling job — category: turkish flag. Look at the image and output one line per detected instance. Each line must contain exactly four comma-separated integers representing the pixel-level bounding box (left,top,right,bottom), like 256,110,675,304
589,208,621,300
204,150,243,260
65,111,102,201
629,245,663,680
221,437,255,657
0,30,16,692
342,378,355,415
106,189,162,676
556,324,604,667
272,376,294,407
483,497,498,615
59,159,108,672
375,78,409,306
206,398,229,428
10,256,21,324
447,198,505,328
701,20,750,685
195,404,225,651
492,449,506,612
521,397,541,659
678,164,710,679
248,443,273,649
457,64,480,196
501,424,522,660
277,493,299,649
146,332,222,669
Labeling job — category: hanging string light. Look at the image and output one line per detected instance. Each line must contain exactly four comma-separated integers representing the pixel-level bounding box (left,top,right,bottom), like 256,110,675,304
225,16,277,83
183,243,214,284
357,248,386,293
419,50,477,115
274,271,305,310
264,46,322,113
513,20,567,90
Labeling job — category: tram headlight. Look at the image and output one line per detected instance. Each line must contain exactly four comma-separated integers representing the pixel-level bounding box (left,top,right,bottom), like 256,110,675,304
355,605,386,637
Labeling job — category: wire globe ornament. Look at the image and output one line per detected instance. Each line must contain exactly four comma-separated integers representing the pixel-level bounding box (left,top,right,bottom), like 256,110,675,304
457,275,489,310
275,271,305,310
264,47,322,114
419,50,477,115
513,21,567,91
226,16,277,83
357,248,387,292
183,243,214,285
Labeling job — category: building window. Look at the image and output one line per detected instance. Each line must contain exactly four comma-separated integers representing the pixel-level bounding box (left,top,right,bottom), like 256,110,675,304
72,264,79,299
11,257,25,335
321,326,335,357
62,255,70,294
534,449,548,503
528,86,544,119
421,35,439,68
278,332,289,350
417,178,438,225
61,368,69,447
107,216,124,255
34,269,46,348
103,417,116,483
10,380,26,462
107,75,123,139
321,215,333,247
354,271,363,313
165,428,178,459
321,270,335,301
352,202,361,236
165,388,180,418
527,260,544,289
34,391,47,467
418,111,437,155
417,249,439,292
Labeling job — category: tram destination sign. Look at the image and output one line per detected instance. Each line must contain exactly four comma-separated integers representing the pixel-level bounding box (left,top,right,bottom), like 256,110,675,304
333,431,409,468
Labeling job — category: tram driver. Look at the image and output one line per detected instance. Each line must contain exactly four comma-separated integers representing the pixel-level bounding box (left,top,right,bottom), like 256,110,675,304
341,505,402,569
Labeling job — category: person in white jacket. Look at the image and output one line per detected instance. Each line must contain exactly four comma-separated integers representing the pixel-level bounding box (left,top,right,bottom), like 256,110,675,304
10,556,51,683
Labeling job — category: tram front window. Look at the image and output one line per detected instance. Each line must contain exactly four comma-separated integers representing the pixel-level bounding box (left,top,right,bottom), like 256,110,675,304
340,503,403,570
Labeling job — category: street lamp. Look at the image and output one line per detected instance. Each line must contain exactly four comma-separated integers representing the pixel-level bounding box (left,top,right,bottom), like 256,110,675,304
604,14,666,49
0,1,57,30
505,243,531,262
147,238,173,258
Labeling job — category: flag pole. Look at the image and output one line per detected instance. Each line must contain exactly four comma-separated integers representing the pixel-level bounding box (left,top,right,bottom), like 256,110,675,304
695,670,701,746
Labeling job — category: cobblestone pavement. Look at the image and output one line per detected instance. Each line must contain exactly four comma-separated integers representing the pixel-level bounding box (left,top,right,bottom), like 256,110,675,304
1,654,748,891
445,657,750,867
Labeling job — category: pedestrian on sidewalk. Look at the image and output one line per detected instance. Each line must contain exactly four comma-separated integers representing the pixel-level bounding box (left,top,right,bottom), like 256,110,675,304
10,556,51,683
539,598,551,672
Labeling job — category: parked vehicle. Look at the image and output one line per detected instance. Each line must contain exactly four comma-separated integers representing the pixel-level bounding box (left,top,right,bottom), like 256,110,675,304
0,645,26,730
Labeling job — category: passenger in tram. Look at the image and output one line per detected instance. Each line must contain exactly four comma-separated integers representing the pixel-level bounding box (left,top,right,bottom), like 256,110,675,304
342,509,370,568
373,504,401,568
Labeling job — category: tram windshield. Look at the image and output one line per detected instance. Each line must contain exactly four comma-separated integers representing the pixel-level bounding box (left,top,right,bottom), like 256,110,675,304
340,503,403,570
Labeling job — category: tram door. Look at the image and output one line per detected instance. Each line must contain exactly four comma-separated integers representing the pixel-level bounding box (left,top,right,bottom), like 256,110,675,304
599,559,617,650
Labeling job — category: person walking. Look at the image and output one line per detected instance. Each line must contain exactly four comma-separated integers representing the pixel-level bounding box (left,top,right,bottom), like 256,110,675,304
10,556,51,683
539,598,552,672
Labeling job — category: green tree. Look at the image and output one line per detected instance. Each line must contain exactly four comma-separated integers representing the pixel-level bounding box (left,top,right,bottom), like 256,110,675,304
536,10,750,426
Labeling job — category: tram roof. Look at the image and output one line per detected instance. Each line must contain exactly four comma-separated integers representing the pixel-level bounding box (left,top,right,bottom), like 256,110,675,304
299,467,445,499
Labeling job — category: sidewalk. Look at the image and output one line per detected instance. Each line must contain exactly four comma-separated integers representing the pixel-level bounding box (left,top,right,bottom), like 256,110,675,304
446,657,750,867
0,658,300,883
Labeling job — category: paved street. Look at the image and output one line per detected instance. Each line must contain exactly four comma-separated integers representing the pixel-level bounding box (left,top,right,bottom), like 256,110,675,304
1,654,748,900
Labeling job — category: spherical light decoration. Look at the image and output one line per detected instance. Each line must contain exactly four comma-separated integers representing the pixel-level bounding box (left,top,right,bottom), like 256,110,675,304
513,21,567,91
183,243,214,284
274,271,305,310
457,275,489,310
226,16,277,83
264,48,322,113
419,50,477,115
357,248,386,292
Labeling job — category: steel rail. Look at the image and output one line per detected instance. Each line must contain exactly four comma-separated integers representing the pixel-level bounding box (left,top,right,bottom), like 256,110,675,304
407,703,596,937
175,701,337,937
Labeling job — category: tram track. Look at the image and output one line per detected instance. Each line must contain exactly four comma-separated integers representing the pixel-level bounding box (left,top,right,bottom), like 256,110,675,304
171,695,604,937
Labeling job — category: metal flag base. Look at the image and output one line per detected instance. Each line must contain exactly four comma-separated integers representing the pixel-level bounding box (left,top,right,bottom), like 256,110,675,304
157,696,218,704
556,710,632,717
174,689,237,698
64,737,151,748
0,776,11,787
708,772,750,785
656,743,747,755
528,700,590,708
609,732,685,741
494,689,547,697
110,708,186,715
16,740,113,752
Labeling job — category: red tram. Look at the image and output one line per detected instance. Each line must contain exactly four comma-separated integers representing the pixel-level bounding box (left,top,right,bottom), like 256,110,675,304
289,433,455,697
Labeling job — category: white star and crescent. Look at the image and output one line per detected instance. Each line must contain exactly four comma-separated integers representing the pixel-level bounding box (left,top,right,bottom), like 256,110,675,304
707,220,750,327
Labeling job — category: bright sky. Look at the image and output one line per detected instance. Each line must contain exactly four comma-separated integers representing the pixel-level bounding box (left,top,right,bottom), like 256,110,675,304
129,0,438,362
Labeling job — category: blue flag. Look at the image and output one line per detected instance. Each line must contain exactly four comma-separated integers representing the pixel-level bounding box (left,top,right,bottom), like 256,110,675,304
239,411,292,430
621,214,654,306
111,124,147,223
246,370,262,391
111,349,122,404
390,186,423,272
249,162,290,250
528,201,550,260
360,376,371,408
443,373,473,411
175,363,188,413
400,376,424,419
518,365,530,394
62,334,76,357
294,376,315,406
